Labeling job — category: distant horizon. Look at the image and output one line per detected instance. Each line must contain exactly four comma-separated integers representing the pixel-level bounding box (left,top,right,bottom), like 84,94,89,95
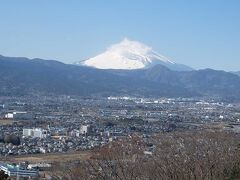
0,1,240,71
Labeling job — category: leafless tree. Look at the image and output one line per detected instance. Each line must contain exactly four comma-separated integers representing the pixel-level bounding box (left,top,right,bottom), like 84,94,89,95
51,131,240,180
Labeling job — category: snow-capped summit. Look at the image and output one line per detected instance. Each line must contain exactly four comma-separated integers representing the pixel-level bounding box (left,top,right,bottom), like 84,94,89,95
75,38,192,71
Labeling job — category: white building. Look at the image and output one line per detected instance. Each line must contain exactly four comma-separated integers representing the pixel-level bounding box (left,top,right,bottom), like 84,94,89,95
80,125,92,135
70,130,80,137
5,111,33,120
23,128,48,138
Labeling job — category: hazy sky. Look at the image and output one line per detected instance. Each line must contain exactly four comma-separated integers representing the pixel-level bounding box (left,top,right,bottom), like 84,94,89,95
0,0,239,71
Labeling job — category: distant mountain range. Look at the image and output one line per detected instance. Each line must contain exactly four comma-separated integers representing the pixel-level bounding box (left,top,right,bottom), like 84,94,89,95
0,55,240,101
233,71,240,77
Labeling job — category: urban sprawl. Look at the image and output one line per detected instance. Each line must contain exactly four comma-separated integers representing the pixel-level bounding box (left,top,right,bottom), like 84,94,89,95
0,95,240,179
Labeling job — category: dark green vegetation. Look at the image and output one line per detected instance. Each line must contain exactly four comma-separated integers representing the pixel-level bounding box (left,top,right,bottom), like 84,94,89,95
1,55,240,100
0,134,20,146
0,170,8,180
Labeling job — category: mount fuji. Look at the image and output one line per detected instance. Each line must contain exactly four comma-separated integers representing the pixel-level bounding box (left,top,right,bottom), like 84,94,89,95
75,38,193,71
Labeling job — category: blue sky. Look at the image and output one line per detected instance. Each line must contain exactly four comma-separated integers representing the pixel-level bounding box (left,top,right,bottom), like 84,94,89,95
0,0,239,71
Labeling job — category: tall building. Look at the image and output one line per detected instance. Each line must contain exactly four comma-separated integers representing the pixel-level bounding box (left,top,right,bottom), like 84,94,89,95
80,125,92,135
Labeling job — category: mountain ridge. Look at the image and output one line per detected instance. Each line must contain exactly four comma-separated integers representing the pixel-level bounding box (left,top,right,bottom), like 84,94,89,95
0,55,239,101
232,71,240,76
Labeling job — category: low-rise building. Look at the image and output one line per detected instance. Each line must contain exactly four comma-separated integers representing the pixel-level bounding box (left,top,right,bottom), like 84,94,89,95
23,128,48,138
5,111,33,120
0,163,38,179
